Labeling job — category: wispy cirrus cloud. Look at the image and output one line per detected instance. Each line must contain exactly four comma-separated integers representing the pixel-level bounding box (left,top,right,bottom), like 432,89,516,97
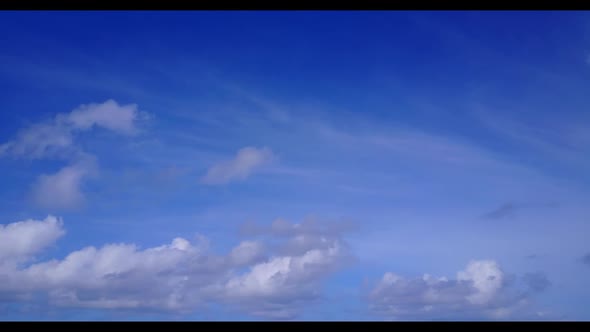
482,201,560,220
473,107,590,175
482,203,520,220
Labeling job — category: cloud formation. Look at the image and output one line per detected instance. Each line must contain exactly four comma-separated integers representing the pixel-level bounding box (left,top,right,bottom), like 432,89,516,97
0,122,74,160
0,216,349,319
31,157,98,210
0,100,140,160
0,100,143,210
62,99,140,135
0,215,64,263
201,146,276,185
368,260,540,320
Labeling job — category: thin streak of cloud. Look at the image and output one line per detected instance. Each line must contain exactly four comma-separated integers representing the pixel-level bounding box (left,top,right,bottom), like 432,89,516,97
482,203,519,220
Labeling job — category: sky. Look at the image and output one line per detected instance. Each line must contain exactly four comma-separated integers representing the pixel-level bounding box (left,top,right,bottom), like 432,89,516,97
0,10,589,321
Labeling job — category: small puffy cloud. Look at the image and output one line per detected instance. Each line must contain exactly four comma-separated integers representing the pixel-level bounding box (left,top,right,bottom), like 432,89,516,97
369,260,536,320
0,216,348,319
456,260,504,305
0,122,74,160
61,99,139,135
0,100,142,160
1,100,144,211
31,158,98,210
200,147,275,185
223,240,347,318
0,216,65,263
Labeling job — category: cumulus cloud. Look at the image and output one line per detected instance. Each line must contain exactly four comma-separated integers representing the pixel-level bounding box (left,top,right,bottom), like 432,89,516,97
0,216,349,319
200,147,275,185
61,99,140,135
240,217,357,258
0,100,141,160
0,216,65,264
457,260,504,305
20,238,215,311
0,100,144,210
0,122,74,160
224,239,348,318
229,241,266,266
369,260,538,320
31,158,98,210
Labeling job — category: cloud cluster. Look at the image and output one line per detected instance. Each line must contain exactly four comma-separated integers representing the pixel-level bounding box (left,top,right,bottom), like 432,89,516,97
0,100,143,210
201,146,276,185
0,100,140,160
0,216,350,319
368,260,545,320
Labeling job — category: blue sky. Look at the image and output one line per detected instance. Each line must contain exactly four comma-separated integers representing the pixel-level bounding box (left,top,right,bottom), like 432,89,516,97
0,10,589,320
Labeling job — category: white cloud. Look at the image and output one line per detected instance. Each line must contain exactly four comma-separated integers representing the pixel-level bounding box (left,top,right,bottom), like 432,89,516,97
369,260,531,320
0,216,65,264
0,100,142,160
0,122,74,160
223,240,347,318
230,241,265,266
0,100,144,210
0,216,348,319
31,158,98,210
62,99,139,135
20,238,212,311
201,146,275,185
457,260,503,305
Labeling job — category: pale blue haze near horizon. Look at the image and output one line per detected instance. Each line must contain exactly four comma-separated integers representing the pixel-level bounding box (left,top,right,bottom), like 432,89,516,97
0,11,589,320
